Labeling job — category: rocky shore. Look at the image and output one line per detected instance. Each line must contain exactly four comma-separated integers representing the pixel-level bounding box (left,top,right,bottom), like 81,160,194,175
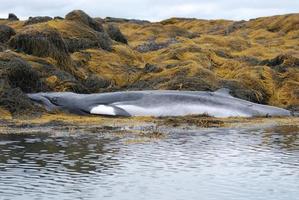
0,10,298,119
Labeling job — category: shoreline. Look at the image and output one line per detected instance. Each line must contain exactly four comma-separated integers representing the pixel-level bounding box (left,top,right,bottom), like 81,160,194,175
1,113,298,135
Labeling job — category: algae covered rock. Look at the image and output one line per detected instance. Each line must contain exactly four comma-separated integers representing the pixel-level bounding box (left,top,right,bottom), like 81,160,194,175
65,10,104,32
0,54,44,117
0,25,16,43
9,27,70,65
24,16,53,26
106,24,128,44
7,58,44,93
64,31,112,52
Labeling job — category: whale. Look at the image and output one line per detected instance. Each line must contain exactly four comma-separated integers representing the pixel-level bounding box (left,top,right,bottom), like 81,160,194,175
27,89,291,117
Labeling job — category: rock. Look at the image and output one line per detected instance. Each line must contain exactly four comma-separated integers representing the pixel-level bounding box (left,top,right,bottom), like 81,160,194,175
143,63,162,73
104,17,150,25
135,38,177,53
106,24,128,44
9,27,69,64
6,58,44,93
54,16,64,20
84,75,111,92
0,87,41,117
8,13,19,21
64,32,112,52
225,20,247,35
24,16,53,26
65,10,104,32
260,54,299,68
220,79,269,104
0,25,16,43
0,55,44,117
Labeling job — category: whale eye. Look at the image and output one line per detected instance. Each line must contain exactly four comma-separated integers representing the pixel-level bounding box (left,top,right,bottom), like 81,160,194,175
50,97,60,106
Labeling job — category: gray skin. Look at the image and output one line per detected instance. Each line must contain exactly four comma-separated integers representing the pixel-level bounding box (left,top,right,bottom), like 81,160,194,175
27,89,292,117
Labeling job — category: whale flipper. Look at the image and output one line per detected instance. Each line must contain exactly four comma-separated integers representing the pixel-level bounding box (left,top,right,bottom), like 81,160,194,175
90,104,131,117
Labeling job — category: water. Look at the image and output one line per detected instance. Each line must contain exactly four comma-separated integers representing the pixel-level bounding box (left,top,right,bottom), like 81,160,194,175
0,125,298,200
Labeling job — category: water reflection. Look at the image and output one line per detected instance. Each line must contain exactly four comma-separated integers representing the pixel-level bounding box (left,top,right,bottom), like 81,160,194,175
0,125,298,200
0,133,121,173
262,125,299,150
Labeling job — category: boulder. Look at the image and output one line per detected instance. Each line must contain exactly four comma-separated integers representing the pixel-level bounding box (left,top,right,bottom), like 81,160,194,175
64,32,112,52
9,27,69,64
8,13,19,21
83,75,111,93
143,63,162,73
0,87,40,117
24,16,53,26
0,25,16,43
54,16,64,20
135,38,177,53
0,55,44,117
106,24,128,44
105,17,150,25
65,10,104,32
6,58,44,93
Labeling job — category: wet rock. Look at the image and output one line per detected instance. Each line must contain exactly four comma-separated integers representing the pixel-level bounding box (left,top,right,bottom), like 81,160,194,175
143,63,162,73
260,54,299,68
236,56,260,66
24,16,53,26
0,25,16,43
64,32,112,52
225,20,247,35
127,77,170,90
65,10,104,32
0,87,41,117
135,38,177,53
45,70,88,93
54,16,64,20
220,79,269,104
83,75,111,93
106,24,128,44
104,17,150,25
214,50,234,59
9,27,69,64
6,58,44,93
8,13,19,21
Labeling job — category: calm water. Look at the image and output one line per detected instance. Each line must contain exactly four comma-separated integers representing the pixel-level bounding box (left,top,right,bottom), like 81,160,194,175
0,125,298,200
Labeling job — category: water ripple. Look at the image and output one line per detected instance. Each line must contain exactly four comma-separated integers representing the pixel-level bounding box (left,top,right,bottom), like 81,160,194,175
0,125,298,200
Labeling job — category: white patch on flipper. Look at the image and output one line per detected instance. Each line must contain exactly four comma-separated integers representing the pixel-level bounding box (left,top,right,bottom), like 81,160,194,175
90,105,116,115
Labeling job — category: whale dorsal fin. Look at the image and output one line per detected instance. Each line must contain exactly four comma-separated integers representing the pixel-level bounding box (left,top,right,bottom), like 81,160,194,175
214,88,231,96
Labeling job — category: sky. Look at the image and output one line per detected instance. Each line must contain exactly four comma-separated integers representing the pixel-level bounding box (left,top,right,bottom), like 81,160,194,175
0,0,298,21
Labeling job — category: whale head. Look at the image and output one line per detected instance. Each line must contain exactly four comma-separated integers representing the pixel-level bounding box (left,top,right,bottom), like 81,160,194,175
27,92,79,112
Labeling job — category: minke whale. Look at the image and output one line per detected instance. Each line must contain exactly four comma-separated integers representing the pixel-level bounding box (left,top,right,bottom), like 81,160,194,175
27,89,291,118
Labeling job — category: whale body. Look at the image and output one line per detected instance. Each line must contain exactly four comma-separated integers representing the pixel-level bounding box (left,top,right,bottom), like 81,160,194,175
27,89,291,117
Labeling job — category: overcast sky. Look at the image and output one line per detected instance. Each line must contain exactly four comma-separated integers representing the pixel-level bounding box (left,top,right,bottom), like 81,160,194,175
0,0,298,21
